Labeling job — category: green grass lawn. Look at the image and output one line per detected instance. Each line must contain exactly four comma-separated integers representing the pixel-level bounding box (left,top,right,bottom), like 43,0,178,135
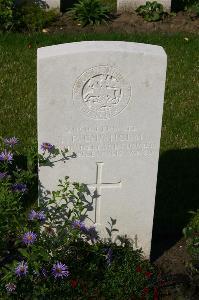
0,32,198,153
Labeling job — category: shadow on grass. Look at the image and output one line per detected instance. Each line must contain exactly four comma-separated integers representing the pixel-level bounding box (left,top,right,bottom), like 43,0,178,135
151,148,199,261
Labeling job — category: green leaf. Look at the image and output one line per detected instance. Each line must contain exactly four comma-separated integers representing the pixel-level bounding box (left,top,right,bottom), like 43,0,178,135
18,248,29,258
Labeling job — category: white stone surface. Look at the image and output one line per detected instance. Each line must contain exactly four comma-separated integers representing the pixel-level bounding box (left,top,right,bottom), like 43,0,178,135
117,0,171,12
44,0,60,9
37,41,167,257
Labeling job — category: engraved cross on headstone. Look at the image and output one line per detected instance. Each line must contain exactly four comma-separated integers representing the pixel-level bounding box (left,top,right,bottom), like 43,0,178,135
87,162,122,224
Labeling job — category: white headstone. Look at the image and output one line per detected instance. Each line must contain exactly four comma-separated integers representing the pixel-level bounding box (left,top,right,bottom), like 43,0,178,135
45,0,60,9
117,0,171,12
37,41,167,257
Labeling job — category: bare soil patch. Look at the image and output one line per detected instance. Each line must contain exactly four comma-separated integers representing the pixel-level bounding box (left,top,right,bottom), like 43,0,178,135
46,11,199,34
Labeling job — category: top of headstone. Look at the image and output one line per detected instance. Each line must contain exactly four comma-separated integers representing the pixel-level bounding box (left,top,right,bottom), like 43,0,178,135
37,41,166,59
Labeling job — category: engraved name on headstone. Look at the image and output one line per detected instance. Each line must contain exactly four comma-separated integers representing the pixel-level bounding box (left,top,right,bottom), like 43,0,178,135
38,41,167,257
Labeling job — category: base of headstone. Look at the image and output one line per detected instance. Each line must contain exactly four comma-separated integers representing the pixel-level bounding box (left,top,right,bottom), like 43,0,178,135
117,0,171,12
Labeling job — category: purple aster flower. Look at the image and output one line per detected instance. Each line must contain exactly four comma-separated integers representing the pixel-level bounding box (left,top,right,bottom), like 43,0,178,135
12,183,27,193
28,209,38,220
5,282,16,293
22,231,37,245
86,225,99,242
15,261,28,277
72,220,87,232
28,210,46,222
41,142,54,153
0,172,7,180
37,211,46,221
4,137,19,147
52,262,69,279
0,150,13,162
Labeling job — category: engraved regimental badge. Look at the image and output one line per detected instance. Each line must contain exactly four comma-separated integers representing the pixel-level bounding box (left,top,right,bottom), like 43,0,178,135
73,66,131,120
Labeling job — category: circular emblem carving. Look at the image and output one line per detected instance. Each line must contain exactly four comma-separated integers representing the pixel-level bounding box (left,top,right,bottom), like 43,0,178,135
73,66,131,120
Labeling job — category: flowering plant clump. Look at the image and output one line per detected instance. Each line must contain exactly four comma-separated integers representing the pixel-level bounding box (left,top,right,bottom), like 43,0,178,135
0,136,38,255
0,138,167,299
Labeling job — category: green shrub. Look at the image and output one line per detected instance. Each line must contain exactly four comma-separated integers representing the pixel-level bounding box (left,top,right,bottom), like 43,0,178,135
15,1,58,32
0,0,58,32
136,1,166,22
0,0,15,30
188,2,199,16
0,180,24,253
69,0,111,26
0,137,37,254
0,139,163,299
